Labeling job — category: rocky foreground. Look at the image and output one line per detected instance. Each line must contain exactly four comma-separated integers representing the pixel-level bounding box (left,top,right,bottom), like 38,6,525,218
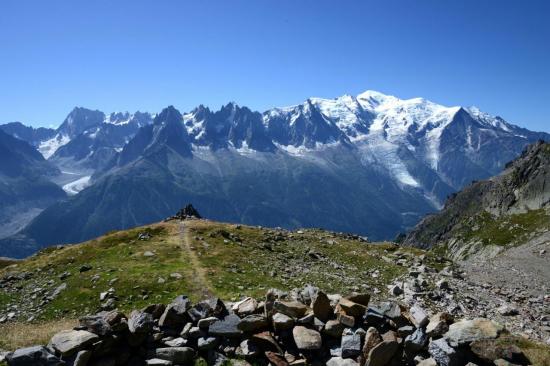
2,283,542,366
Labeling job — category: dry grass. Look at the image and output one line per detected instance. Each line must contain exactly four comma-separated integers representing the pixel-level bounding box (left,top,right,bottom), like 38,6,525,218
0,319,77,351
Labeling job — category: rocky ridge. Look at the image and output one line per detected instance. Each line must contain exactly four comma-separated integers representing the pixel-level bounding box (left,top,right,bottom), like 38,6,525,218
403,141,550,255
2,284,542,366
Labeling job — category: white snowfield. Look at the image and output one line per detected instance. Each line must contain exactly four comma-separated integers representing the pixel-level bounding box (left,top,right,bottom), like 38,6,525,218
39,90,526,196
62,176,91,195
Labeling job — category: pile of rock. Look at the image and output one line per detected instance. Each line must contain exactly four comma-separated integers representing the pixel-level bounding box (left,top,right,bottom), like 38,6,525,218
5,286,532,366
167,205,202,221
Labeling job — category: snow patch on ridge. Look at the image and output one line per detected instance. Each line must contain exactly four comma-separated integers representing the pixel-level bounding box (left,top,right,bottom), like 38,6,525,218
62,176,91,195
38,134,70,159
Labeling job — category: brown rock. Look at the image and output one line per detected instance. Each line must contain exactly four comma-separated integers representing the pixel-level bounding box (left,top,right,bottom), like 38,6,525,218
426,312,453,338
338,298,367,318
312,291,333,322
346,293,370,307
470,339,527,364
265,351,290,366
273,300,307,318
323,319,346,337
366,340,399,366
337,312,355,328
252,332,284,354
362,327,382,363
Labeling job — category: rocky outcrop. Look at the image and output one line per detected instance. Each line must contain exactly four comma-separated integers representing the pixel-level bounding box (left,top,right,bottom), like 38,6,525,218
4,285,531,366
403,141,550,255
166,204,202,221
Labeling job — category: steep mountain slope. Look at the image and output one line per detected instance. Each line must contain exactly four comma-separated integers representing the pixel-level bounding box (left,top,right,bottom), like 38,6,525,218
0,122,55,147
403,141,550,258
0,130,66,240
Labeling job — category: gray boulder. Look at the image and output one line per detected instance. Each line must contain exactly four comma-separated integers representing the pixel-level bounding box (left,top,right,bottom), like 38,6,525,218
341,328,361,358
208,314,242,337
159,296,191,328
292,326,322,350
49,330,98,356
5,346,64,366
444,318,504,347
152,347,195,364
428,338,461,366
128,310,154,334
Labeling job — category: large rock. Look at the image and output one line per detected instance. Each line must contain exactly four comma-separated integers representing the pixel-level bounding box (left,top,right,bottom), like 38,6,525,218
470,339,528,364
292,326,322,350
338,298,367,318
365,339,399,366
6,346,64,366
426,312,453,338
79,315,111,336
324,319,346,337
152,347,195,364
208,314,242,337
444,318,504,347
272,312,294,331
408,304,428,328
236,339,260,357
404,328,428,353
341,328,361,358
264,351,289,366
428,338,460,366
49,330,99,356
238,314,269,332
312,291,333,322
251,331,284,354
128,310,154,334
232,297,258,316
362,327,382,361
72,350,92,366
346,293,370,307
159,295,191,328
273,300,307,318
188,297,227,322
326,357,359,366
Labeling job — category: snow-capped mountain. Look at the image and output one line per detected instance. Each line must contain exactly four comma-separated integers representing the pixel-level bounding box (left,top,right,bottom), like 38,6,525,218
49,109,153,172
1,90,548,257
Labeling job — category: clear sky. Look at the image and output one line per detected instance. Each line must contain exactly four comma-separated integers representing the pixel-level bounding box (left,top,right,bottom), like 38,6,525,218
1,0,549,132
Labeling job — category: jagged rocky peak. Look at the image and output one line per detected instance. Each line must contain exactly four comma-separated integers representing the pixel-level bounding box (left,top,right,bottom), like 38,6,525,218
57,107,105,138
154,105,183,125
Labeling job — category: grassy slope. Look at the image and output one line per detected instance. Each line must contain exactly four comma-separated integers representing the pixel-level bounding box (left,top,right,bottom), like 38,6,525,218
1,219,549,363
457,209,550,247
0,219,440,349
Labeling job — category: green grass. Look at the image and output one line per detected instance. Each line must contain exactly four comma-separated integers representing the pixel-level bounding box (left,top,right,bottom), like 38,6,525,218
187,221,441,300
0,223,195,321
457,209,550,247
0,219,441,323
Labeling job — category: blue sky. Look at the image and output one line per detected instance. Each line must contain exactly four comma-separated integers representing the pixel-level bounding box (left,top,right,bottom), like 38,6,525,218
1,0,549,132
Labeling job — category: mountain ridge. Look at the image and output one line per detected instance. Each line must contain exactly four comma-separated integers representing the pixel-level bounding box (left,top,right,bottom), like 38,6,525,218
0,90,549,258
403,140,550,258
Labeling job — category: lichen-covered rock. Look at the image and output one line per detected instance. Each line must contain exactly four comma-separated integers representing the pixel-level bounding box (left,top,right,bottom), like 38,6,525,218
444,318,504,347
292,326,322,350
49,330,99,356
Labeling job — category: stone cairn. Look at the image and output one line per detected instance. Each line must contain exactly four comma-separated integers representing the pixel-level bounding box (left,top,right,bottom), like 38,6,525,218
166,205,202,221
5,285,530,366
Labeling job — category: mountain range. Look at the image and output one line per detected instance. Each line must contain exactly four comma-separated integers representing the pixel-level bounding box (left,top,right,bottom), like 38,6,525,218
1,90,549,258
